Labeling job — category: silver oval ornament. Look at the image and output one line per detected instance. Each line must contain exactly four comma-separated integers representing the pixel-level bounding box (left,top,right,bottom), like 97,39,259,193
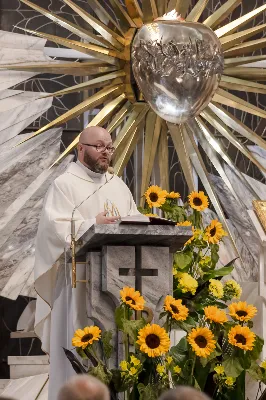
132,20,224,124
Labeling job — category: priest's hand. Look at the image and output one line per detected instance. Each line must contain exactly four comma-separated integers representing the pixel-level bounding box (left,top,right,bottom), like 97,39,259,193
96,211,120,224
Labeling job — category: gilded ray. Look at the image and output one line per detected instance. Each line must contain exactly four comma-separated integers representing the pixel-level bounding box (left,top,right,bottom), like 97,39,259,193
186,0,209,22
41,71,126,98
19,0,113,49
219,75,266,95
208,103,266,152
156,0,167,17
201,107,266,174
63,0,125,49
107,101,133,133
158,121,170,192
183,125,243,260
204,0,241,29
17,85,124,145
220,24,266,51
223,67,266,80
86,0,125,36
125,0,143,27
140,111,161,206
194,116,260,199
109,0,137,30
50,94,127,168
16,27,123,65
168,123,195,193
215,4,266,38
213,88,266,119
142,0,158,23
167,0,191,17
224,55,266,68
223,37,266,57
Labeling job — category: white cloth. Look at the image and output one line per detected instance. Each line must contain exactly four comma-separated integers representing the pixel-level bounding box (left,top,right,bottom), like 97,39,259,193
34,161,139,400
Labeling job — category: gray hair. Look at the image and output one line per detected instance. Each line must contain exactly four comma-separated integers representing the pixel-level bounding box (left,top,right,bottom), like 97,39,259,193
159,386,211,400
57,375,110,400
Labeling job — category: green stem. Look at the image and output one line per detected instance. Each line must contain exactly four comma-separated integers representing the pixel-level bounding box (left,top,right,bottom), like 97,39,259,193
190,354,196,386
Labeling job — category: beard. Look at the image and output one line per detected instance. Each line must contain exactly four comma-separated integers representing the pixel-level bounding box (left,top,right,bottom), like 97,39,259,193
83,151,110,173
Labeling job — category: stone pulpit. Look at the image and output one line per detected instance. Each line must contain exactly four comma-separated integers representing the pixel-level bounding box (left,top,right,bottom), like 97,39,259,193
73,223,191,366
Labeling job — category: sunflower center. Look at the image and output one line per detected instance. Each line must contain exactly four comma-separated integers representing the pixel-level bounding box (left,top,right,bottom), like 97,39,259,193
81,333,93,342
236,311,248,317
195,335,208,348
193,197,202,206
210,227,216,237
235,334,246,345
170,305,179,314
149,193,159,202
145,334,160,349
125,296,136,305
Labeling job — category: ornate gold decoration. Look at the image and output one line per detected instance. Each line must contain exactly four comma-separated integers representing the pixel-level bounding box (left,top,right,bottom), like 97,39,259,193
253,201,266,234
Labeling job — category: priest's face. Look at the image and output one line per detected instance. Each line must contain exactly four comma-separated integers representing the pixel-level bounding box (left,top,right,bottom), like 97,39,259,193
78,128,113,173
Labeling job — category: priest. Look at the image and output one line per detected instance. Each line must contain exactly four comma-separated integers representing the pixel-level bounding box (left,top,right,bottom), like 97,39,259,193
34,126,139,400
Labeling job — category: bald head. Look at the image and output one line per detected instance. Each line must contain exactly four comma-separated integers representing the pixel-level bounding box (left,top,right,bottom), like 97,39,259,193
159,386,211,400
57,375,109,400
77,127,113,173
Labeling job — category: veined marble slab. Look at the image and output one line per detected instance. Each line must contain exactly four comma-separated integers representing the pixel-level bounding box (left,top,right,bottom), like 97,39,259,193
0,30,47,50
248,145,266,181
1,373,48,400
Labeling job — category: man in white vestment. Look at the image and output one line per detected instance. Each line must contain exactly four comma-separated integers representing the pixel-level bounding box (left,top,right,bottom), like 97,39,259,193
34,126,139,400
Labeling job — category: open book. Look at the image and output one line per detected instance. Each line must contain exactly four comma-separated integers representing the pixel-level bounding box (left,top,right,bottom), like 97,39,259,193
120,215,176,225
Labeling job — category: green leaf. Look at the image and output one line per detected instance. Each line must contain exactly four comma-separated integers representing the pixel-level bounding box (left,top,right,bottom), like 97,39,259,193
247,361,263,382
76,347,88,359
200,347,221,368
170,337,188,364
174,250,193,270
223,356,244,378
138,206,151,214
173,316,196,333
204,265,234,280
249,335,264,361
122,318,146,341
137,383,159,400
115,306,125,330
89,363,112,386
211,245,219,268
102,330,113,360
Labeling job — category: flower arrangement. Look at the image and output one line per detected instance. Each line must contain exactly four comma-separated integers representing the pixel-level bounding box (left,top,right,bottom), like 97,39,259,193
64,187,265,400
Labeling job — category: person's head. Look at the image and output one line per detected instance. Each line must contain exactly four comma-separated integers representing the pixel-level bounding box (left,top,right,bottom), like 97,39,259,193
57,374,109,400
159,386,211,400
77,126,114,173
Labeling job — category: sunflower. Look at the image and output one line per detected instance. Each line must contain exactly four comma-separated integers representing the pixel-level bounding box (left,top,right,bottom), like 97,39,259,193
228,325,256,351
204,306,228,324
136,324,170,357
204,220,227,244
120,287,145,311
188,191,209,211
164,295,189,321
187,327,216,358
144,185,167,208
167,191,181,199
72,326,101,349
228,301,257,322
176,221,192,227
184,227,202,246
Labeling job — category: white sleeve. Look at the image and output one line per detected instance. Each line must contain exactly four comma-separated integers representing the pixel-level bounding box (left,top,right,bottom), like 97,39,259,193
76,218,96,239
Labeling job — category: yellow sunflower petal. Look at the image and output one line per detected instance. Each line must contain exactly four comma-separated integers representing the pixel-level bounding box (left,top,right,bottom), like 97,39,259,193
164,295,189,321
204,306,228,324
144,185,167,208
188,191,209,212
204,220,227,244
228,325,256,351
120,286,145,311
229,301,257,322
187,327,216,358
136,324,170,358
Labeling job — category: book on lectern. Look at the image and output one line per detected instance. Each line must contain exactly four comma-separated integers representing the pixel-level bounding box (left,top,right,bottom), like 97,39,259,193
120,215,176,225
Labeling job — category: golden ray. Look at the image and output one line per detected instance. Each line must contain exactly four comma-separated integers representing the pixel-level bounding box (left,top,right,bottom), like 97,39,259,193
0,61,117,76
63,0,125,49
224,55,266,68
107,101,133,134
213,88,266,119
201,107,266,174
41,71,126,98
109,0,137,30
220,24,266,51
167,0,191,17
183,124,241,259
208,103,266,152
158,121,170,192
16,27,123,65
204,0,241,29
17,85,124,145
186,0,209,22
125,0,143,27
223,38,266,57
142,0,158,23
156,0,167,17
194,116,260,199
167,123,195,193
50,94,127,168
19,0,114,49
223,67,266,80
140,111,161,206
86,0,125,36
215,4,266,38
219,75,266,95
114,125,140,177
